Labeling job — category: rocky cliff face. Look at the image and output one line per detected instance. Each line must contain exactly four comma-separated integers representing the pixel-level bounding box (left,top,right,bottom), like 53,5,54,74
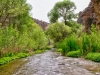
77,0,100,32
32,18,49,31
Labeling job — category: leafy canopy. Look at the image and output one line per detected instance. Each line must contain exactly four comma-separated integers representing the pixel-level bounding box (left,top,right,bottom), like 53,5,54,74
48,0,77,25
45,22,71,43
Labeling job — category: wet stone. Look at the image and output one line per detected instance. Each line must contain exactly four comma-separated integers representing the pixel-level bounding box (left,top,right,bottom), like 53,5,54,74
95,72,100,75
58,63,65,65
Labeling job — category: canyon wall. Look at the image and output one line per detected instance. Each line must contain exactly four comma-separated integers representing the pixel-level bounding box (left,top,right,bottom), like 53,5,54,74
77,0,100,32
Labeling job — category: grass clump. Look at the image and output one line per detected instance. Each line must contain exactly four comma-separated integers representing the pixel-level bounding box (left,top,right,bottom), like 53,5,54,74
67,50,81,58
16,53,29,58
0,52,28,65
85,53,100,62
56,49,62,52
0,49,46,65
33,50,45,54
0,57,19,65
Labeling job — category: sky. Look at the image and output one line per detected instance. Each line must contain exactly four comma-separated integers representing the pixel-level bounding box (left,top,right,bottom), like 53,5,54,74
26,0,90,22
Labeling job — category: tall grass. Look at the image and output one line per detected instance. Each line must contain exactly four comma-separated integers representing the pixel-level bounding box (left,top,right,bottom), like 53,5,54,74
56,34,79,55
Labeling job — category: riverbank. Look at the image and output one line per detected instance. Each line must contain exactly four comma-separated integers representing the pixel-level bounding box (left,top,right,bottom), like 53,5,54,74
0,50,46,75
0,50,46,65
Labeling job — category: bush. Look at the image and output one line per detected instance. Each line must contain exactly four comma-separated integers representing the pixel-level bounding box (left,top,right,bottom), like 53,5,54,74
46,45,53,50
85,53,100,62
16,53,29,58
56,34,79,55
0,22,48,57
67,51,81,58
0,57,18,65
0,52,30,65
33,50,45,54
56,49,62,52
45,22,71,43
90,32,100,52
81,34,91,55
81,32,100,55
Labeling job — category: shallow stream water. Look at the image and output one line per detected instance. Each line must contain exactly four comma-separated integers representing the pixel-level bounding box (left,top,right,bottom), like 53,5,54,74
0,50,100,75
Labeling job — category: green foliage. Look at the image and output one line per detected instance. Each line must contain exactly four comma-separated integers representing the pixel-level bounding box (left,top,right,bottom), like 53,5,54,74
0,57,14,65
0,55,20,65
0,49,46,65
67,51,81,58
46,45,54,50
81,34,91,55
16,53,29,58
33,50,45,54
55,23,100,62
64,35,79,51
45,22,71,43
0,0,48,65
81,31,100,55
2,52,14,57
85,53,100,62
0,0,32,27
48,0,76,24
0,22,47,57
56,49,62,52
56,34,79,55
0,52,28,65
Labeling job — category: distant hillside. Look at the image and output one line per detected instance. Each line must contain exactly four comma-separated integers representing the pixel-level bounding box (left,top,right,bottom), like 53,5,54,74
32,18,49,31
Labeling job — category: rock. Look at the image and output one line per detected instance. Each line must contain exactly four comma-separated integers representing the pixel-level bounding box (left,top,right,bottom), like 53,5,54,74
71,62,79,65
32,18,49,31
77,0,100,32
58,63,65,65
95,72,100,75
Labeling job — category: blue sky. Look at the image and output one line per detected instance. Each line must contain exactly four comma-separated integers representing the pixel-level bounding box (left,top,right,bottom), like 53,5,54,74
27,0,90,22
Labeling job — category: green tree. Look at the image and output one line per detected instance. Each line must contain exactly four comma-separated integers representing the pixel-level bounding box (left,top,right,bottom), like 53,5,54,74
48,0,76,25
45,22,71,43
0,0,48,57
0,0,31,27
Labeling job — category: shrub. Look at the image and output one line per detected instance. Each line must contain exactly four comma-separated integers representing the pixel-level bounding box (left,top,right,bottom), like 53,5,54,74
0,57,16,65
56,40,67,55
0,22,48,57
56,49,62,52
45,22,71,43
81,31,100,55
81,34,91,55
67,50,81,58
85,53,100,62
56,34,79,55
34,50,45,54
16,53,29,58
90,32,100,52
65,35,79,51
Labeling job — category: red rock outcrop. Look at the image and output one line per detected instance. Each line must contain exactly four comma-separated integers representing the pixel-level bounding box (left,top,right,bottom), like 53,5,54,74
32,18,49,31
77,0,100,32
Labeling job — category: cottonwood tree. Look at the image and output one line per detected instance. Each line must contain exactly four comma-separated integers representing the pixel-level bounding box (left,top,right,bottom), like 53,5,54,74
45,22,71,43
48,0,77,25
0,0,31,29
